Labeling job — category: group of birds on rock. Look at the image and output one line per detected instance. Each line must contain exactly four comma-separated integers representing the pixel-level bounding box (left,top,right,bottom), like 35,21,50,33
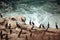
0,13,59,40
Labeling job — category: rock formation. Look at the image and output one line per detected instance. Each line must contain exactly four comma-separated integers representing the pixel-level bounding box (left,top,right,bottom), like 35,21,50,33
0,15,60,40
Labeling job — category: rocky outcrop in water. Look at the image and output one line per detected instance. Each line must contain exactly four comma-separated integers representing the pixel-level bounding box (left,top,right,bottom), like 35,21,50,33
0,14,60,40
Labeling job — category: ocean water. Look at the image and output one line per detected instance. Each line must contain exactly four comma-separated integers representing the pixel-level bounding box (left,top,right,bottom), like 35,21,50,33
0,0,60,28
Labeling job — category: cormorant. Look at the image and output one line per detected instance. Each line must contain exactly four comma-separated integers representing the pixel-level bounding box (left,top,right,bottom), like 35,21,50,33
39,24,41,28
56,22,58,29
47,22,50,28
16,22,21,28
5,23,8,29
8,24,12,34
32,21,35,25
29,20,31,25
42,24,45,29
11,18,16,21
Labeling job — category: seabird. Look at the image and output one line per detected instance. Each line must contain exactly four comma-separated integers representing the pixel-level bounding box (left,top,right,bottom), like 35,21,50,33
11,18,16,21
56,22,58,29
47,22,50,28
32,21,35,25
39,24,41,28
29,20,31,25
16,22,21,28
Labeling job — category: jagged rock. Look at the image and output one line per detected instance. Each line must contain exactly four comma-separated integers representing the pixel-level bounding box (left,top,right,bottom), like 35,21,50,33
12,16,26,22
0,16,60,40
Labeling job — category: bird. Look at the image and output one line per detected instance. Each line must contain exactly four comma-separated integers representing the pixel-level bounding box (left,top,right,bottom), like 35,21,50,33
47,22,50,28
8,24,13,34
16,22,21,28
42,24,45,29
32,21,35,26
21,17,26,22
29,20,31,25
56,22,58,29
8,24,11,29
5,23,8,29
39,24,41,28
11,18,16,21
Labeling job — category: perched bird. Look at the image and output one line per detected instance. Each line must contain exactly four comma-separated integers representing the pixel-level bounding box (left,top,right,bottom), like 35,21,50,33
11,18,16,21
18,29,22,38
56,22,58,29
47,22,50,28
39,24,41,28
29,20,31,25
16,22,21,28
21,17,26,22
8,24,13,34
42,24,45,29
32,21,35,25
8,24,11,29
5,23,8,29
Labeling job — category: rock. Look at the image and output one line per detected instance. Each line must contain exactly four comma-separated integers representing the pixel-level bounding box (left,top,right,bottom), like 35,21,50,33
0,17,5,25
12,16,26,22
